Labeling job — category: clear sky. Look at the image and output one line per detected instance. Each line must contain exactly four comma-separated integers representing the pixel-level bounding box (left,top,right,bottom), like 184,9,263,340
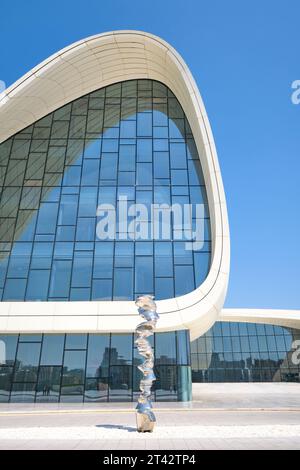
1,0,299,309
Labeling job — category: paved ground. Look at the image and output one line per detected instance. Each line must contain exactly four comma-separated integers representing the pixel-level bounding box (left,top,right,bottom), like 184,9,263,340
0,383,299,450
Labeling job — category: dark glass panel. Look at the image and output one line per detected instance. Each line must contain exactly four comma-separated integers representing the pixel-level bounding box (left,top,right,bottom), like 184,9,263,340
110,334,133,365
156,332,176,365
10,382,36,402
174,265,194,296
155,365,177,401
0,335,18,365
0,366,13,402
65,334,87,350
86,334,110,378
109,366,132,401
61,350,86,393
14,342,41,382
36,366,61,402
84,377,108,402
176,331,190,365
0,79,211,303
40,335,65,365
113,268,133,300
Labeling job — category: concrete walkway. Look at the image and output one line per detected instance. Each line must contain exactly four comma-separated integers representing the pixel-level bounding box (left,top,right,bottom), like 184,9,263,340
0,383,299,450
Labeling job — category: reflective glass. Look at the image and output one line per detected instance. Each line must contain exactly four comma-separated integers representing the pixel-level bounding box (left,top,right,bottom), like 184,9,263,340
86,334,110,378
14,342,41,382
36,366,61,402
40,335,65,365
0,79,211,302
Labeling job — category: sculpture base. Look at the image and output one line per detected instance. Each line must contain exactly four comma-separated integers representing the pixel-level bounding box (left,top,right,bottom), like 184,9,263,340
136,413,155,433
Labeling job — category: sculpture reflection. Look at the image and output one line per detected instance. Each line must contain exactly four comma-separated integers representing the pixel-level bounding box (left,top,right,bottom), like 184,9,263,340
135,295,159,432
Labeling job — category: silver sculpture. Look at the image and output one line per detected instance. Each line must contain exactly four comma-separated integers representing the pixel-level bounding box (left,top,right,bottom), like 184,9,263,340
135,295,159,432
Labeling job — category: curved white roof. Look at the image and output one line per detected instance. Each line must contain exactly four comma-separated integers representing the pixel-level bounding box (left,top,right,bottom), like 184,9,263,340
0,30,230,340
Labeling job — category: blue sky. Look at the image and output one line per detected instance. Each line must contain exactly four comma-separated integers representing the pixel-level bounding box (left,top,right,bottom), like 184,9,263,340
1,0,299,309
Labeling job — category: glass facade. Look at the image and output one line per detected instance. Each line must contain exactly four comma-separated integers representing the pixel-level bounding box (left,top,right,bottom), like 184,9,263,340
0,79,211,302
191,322,300,383
0,331,191,403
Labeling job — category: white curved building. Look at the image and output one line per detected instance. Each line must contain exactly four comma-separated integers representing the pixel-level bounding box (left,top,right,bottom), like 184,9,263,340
0,31,298,403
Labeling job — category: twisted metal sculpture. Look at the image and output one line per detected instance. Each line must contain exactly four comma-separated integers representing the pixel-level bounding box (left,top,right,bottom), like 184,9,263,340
135,295,159,433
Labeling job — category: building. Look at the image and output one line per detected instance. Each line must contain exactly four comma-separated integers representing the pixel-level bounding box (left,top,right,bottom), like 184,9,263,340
0,31,299,403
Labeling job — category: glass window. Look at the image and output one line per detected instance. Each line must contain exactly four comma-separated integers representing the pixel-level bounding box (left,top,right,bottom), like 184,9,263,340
0,335,18,365
100,153,118,180
113,268,133,300
86,334,110,378
92,279,112,300
176,331,190,365
94,242,114,278
3,278,27,300
61,350,86,389
170,143,187,169
156,332,176,365
135,256,153,294
49,260,72,297
40,335,65,365
171,169,188,186
110,334,132,365
155,365,177,401
26,270,50,300
58,194,78,225
14,342,41,382
81,159,100,186
136,163,152,185
0,366,13,402
119,145,135,171
36,366,61,402
76,218,95,241
36,203,58,234
84,139,101,158
72,251,93,288
0,79,211,303
109,366,132,401
115,242,134,267
137,113,152,137
7,243,31,278
120,120,136,139
10,382,36,403
174,265,194,296
154,152,169,179
65,334,87,350
137,139,152,162
155,242,173,277
31,242,53,269
155,277,174,300
18,334,42,342
174,242,193,265
84,378,108,402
